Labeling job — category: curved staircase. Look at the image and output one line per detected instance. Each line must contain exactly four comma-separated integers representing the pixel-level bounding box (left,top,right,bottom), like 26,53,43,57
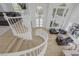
0,28,48,56
0,12,48,56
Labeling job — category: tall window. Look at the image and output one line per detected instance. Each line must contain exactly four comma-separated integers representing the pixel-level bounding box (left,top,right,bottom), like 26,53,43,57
36,18,43,27
51,4,69,28
35,6,43,27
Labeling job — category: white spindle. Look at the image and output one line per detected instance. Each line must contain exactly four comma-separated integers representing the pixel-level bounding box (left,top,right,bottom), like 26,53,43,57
1,12,48,56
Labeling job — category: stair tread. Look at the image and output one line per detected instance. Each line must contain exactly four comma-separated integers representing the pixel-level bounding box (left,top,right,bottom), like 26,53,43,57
19,36,44,51
0,30,15,53
0,28,44,53
10,39,23,52
5,37,18,53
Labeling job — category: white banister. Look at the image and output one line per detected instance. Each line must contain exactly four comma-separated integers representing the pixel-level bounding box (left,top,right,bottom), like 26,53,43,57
2,12,48,56
3,12,32,40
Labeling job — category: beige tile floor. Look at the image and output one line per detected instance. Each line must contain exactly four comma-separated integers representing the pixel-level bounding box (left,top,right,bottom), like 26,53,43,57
46,34,64,56
0,28,64,56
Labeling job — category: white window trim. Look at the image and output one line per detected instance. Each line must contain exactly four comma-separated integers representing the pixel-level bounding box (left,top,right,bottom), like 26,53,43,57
36,18,43,27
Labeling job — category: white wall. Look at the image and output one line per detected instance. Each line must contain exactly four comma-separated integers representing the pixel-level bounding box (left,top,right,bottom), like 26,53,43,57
46,3,76,30
0,4,4,12
0,3,14,12
63,4,76,29
28,3,75,29
68,4,79,24
28,3,49,28
22,15,32,40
